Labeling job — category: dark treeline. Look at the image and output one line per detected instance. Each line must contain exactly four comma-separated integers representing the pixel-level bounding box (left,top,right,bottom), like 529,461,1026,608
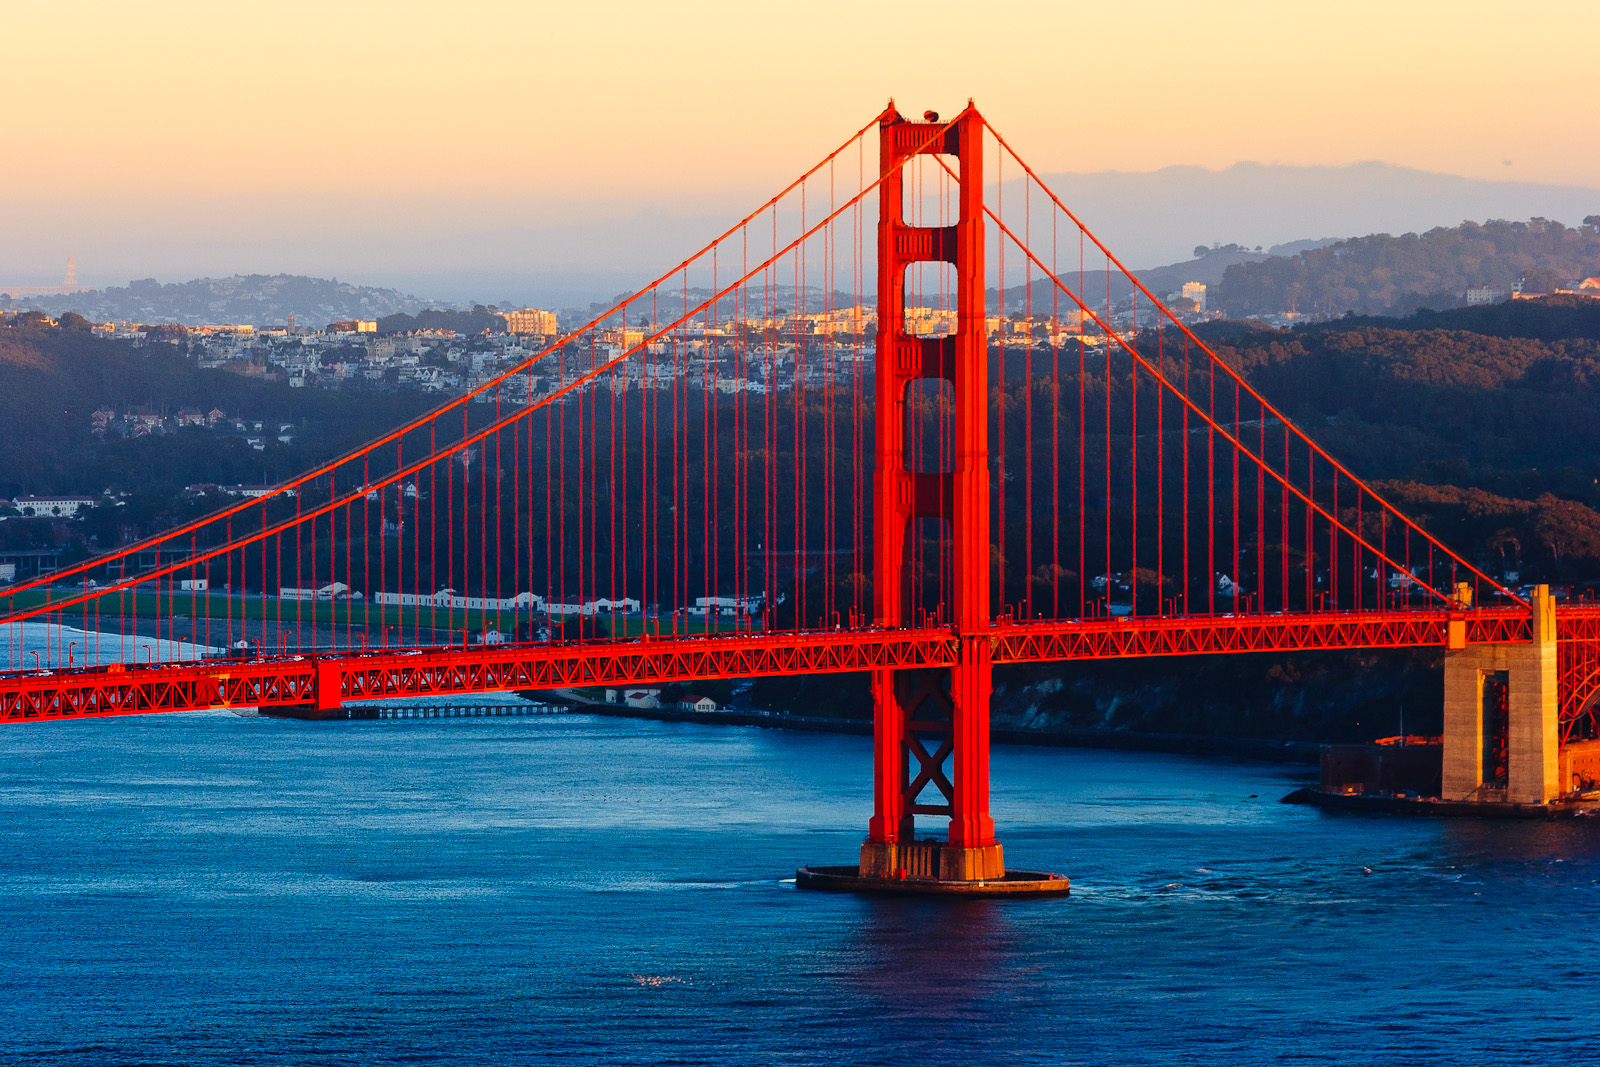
1195,301,1600,513
1318,292,1600,342
166,385,880,630
988,302,1600,742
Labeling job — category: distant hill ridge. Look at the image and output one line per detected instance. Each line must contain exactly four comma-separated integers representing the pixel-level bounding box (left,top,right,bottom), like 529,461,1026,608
8,215,1600,328
1213,217,1600,317
1028,160,1600,270
0,273,443,326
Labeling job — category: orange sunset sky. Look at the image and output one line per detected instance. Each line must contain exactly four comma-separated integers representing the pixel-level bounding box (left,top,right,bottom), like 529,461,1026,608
3,0,1597,298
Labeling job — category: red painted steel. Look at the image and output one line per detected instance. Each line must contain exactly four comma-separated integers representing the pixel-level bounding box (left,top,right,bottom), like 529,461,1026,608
0,629,958,724
0,112,897,619
969,182,1505,615
869,105,993,857
990,609,1533,663
7,609,1576,725
978,120,1525,612
1556,607,1600,738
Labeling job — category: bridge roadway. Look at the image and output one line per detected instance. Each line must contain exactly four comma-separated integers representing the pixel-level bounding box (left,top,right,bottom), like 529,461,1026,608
7,605,1595,725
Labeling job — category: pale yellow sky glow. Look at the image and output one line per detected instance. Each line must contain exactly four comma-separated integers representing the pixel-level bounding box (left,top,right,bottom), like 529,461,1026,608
3,0,1597,300
6,0,1599,202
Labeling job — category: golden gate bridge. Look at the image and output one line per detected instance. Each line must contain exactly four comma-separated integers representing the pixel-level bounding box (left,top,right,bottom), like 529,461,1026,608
5,103,1600,892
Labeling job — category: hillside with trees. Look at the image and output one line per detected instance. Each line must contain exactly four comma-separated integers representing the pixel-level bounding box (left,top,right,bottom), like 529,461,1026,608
1213,217,1600,317
11,300,1600,743
1192,302,1600,521
0,313,435,510
1308,291,1600,342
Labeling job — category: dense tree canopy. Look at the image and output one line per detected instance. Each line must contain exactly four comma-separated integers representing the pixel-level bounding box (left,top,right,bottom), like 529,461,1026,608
1190,305,1600,582
375,306,509,336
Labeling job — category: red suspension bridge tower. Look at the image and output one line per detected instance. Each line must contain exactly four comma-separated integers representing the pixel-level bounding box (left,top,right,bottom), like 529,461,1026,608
807,104,1064,893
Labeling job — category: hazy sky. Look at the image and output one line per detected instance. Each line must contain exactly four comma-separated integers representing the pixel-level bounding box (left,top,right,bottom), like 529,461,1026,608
4,0,1598,297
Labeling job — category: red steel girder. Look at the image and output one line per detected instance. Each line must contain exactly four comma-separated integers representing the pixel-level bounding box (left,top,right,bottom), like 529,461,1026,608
991,609,1534,663
16,607,1600,727
0,629,957,725
1556,606,1600,731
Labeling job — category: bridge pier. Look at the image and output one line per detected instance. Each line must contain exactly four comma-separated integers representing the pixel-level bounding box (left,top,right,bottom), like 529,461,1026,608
1442,585,1559,804
858,642,1003,883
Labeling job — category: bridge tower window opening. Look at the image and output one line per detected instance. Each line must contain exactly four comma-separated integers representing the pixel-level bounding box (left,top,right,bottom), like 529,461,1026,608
900,152,961,230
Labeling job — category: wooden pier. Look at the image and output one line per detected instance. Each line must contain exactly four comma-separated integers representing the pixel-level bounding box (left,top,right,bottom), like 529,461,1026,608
336,702,568,721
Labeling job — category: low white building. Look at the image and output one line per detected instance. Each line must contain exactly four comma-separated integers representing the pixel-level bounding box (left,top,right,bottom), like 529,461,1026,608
373,589,541,611
216,485,296,499
589,596,641,614
690,595,761,616
678,693,718,713
545,596,641,617
14,495,97,518
280,582,360,601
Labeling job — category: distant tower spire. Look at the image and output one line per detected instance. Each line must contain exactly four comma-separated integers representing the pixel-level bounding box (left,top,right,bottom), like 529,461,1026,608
63,257,77,289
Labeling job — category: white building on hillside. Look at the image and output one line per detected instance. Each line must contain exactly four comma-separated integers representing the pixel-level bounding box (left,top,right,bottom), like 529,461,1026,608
14,496,97,518
372,589,542,611
691,595,761,616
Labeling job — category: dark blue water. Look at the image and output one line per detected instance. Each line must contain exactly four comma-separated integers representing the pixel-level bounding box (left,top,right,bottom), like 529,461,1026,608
3,711,1599,1064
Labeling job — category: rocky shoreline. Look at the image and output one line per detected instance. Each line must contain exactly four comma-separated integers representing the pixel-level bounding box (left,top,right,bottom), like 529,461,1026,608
568,700,1319,765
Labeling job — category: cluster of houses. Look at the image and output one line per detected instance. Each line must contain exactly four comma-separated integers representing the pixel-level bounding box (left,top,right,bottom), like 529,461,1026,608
90,406,297,449
90,319,562,395
50,294,1204,410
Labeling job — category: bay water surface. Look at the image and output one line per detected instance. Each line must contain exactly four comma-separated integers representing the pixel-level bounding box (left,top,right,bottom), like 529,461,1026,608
3,709,1598,1064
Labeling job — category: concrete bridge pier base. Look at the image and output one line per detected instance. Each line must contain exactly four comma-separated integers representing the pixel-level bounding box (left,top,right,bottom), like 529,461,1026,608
1441,585,1558,804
